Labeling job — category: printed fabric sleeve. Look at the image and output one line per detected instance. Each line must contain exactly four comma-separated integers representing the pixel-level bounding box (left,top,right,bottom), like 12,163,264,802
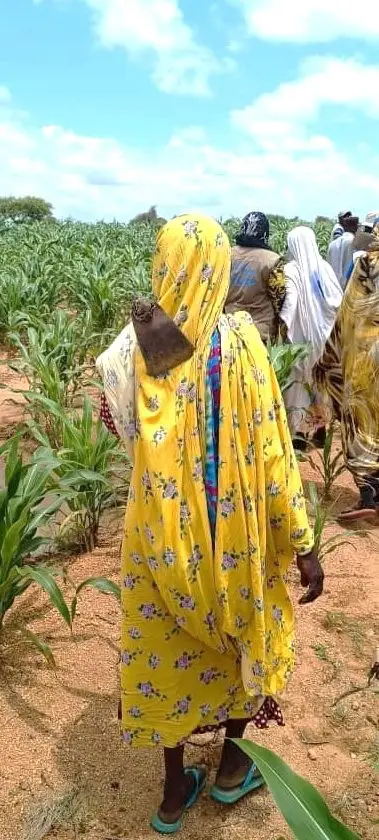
96,323,137,464
286,446,314,555
266,262,287,317
279,277,298,337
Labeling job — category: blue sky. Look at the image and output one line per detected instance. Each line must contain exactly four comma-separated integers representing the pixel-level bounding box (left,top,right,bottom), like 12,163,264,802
1,0,379,221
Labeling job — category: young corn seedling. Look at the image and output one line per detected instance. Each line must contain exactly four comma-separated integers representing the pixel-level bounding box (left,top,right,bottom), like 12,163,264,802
0,437,120,666
28,396,128,552
308,481,363,563
306,421,346,501
267,338,309,393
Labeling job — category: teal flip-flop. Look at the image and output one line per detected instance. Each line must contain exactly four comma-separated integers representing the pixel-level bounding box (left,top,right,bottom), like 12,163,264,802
151,766,207,835
210,762,265,805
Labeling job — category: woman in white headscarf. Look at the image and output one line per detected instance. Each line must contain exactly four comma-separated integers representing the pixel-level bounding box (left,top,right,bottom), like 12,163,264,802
327,231,354,291
281,226,342,440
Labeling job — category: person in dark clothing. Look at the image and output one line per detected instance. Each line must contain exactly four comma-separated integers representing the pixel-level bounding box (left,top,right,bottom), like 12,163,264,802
226,211,285,343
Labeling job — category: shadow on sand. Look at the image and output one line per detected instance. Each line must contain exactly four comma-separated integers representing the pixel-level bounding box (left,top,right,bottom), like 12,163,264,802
55,695,272,838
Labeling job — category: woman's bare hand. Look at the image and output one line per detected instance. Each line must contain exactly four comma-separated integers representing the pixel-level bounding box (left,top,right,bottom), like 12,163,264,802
297,550,324,604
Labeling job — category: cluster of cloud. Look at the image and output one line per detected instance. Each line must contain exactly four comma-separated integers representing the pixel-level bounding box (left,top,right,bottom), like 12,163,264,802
1,53,379,223
10,2,379,219
82,0,230,95
237,0,379,43
232,56,379,151
80,0,379,96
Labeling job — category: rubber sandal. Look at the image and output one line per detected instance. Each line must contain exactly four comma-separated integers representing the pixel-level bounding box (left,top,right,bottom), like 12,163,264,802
338,506,379,522
210,762,265,805
151,767,206,835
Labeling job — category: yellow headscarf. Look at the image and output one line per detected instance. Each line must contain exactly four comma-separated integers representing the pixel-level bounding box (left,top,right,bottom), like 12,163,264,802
124,213,312,707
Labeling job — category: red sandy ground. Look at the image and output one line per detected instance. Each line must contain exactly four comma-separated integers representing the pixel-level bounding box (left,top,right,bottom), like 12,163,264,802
0,361,378,840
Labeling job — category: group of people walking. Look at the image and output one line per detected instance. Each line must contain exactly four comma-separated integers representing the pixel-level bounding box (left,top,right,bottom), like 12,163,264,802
228,208,379,521
97,207,378,833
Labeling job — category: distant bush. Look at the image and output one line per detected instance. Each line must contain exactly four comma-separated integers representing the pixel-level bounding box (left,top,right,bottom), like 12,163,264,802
129,206,167,227
0,196,54,225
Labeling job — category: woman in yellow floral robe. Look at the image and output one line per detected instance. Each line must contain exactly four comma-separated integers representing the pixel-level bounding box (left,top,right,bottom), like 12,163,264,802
99,214,322,833
315,224,379,519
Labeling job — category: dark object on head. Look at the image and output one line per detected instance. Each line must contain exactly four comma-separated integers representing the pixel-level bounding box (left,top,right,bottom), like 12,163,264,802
338,211,359,234
132,297,194,376
353,229,376,253
236,211,270,250
338,210,352,223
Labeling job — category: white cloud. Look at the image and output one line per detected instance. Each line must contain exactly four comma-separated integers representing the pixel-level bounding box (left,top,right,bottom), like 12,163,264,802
232,56,379,150
236,0,379,42
1,82,379,223
81,0,225,95
0,86,11,102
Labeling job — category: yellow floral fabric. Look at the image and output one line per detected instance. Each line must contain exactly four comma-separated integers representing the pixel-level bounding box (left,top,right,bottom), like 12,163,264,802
266,260,287,321
315,229,379,486
121,214,313,748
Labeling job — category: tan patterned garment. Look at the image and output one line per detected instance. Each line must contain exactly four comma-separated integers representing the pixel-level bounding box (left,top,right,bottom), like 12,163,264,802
315,227,379,488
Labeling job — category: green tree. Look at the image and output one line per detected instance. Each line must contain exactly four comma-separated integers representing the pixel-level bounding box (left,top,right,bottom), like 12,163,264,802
0,196,54,224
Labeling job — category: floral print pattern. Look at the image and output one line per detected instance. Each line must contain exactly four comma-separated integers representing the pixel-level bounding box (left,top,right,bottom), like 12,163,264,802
117,215,313,748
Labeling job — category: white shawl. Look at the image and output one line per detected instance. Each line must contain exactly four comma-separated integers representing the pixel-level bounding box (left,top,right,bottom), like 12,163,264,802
281,226,342,432
96,323,137,463
327,232,354,291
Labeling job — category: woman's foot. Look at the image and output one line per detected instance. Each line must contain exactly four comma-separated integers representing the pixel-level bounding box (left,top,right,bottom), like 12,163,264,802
292,432,308,452
338,485,379,522
210,739,265,804
215,739,254,790
312,426,327,449
157,768,205,825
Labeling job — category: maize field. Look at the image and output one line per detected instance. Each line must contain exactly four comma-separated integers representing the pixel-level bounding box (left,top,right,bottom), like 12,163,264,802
0,216,333,345
0,215,378,840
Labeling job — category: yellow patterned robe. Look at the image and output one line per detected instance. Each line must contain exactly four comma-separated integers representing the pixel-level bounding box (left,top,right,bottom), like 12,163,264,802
119,215,313,748
315,229,379,487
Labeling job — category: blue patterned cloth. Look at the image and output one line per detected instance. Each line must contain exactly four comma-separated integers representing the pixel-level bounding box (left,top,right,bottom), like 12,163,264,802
204,328,221,542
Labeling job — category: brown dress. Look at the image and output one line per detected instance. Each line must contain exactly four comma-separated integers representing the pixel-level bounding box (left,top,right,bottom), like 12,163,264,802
226,246,285,342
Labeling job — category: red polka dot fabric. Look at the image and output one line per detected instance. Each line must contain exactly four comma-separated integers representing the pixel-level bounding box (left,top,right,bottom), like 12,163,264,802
252,696,284,729
189,697,284,737
100,392,119,438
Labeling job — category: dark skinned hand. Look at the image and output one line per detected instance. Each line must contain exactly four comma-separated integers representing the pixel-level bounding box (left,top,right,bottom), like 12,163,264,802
297,549,324,604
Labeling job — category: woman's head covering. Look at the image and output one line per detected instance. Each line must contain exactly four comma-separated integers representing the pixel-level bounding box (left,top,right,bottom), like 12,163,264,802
327,232,354,290
236,211,270,249
152,214,230,350
331,223,344,241
364,211,379,231
282,226,342,368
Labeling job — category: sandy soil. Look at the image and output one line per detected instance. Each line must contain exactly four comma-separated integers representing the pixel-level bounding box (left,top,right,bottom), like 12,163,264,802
0,364,378,840
0,353,27,443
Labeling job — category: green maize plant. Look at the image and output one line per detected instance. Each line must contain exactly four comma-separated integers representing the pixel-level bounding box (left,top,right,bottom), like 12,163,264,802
29,396,129,552
314,220,333,258
7,311,102,444
306,421,346,500
307,481,363,564
0,214,333,352
0,437,71,652
267,338,309,393
0,437,120,665
8,310,96,394
236,739,359,840
0,273,35,340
